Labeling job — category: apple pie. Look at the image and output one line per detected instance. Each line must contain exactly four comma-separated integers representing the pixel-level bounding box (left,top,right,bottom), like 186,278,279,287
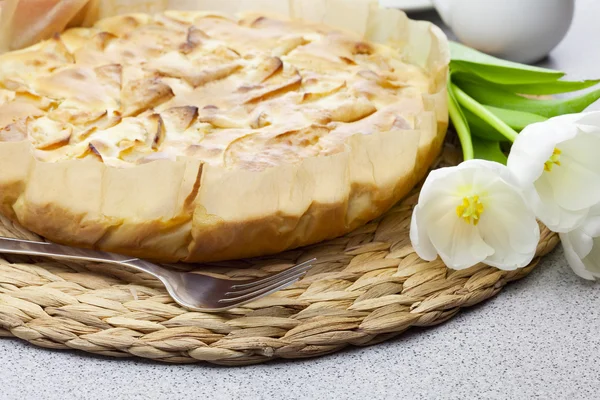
0,9,449,262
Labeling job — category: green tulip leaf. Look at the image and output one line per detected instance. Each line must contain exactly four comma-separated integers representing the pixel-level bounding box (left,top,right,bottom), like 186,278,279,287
458,80,600,118
502,79,600,95
463,108,508,141
452,71,600,95
449,42,564,84
472,137,508,165
448,82,474,160
452,85,518,142
484,105,548,130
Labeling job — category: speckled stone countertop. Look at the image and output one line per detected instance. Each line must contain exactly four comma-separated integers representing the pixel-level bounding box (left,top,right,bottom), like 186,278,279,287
1,2,600,399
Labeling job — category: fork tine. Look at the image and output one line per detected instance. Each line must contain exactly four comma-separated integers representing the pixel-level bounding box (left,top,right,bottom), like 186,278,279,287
218,273,305,304
224,271,306,299
229,258,315,290
227,263,313,295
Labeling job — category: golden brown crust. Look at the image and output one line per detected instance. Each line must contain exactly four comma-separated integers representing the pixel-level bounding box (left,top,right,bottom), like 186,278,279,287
0,2,449,262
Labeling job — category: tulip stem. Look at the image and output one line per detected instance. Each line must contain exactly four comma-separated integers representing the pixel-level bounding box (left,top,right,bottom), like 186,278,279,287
452,85,519,142
448,84,474,160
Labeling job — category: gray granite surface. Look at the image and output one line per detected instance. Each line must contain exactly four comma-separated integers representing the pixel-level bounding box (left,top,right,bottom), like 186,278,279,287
1,1,600,399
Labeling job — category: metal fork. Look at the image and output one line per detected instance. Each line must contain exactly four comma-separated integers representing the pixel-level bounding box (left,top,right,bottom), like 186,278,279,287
0,236,314,312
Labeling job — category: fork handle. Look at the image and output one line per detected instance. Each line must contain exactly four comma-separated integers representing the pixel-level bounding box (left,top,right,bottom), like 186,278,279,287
0,236,167,278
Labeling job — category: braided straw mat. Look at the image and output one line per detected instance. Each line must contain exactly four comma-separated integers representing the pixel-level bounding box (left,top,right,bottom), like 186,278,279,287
0,141,559,366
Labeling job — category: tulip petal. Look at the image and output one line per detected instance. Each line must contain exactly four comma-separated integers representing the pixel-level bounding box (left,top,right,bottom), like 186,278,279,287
421,193,462,225
566,228,594,260
409,208,438,261
416,166,464,204
423,203,460,253
532,173,588,232
549,134,600,210
461,158,517,185
582,239,600,278
482,232,533,270
574,111,600,129
488,196,539,254
560,232,597,280
428,211,494,270
507,116,578,186
476,183,539,269
580,213,600,239
478,216,522,269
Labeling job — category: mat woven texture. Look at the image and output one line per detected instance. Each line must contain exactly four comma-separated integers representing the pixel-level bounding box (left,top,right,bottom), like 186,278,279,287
0,143,559,365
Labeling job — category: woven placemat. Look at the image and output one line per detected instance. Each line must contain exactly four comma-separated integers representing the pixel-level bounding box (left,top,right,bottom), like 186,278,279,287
0,143,559,365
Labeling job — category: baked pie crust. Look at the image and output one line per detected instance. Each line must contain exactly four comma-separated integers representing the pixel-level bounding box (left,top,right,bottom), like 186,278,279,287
0,7,449,262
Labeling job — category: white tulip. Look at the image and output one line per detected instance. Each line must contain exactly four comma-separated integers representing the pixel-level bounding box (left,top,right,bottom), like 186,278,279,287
410,159,540,270
507,111,600,232
559,204,600,280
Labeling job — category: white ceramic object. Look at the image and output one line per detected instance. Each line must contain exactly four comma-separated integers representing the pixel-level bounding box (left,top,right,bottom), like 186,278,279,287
379,0,433,12
431,0,575,64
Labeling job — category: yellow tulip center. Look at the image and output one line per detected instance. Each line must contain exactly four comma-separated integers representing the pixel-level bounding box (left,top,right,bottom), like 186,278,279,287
544,147,562,172
456,195,484,226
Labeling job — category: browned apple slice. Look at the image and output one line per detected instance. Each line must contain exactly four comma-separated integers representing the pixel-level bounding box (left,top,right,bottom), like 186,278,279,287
121,77,174,117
